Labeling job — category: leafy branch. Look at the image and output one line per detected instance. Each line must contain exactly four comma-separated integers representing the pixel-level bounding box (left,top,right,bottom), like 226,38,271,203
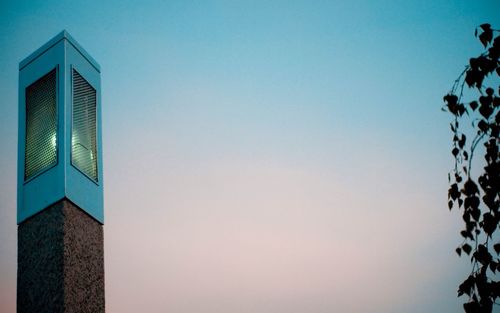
443,23,500,313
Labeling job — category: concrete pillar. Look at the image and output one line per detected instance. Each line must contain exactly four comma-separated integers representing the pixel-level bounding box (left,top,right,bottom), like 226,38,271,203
17,200,104,313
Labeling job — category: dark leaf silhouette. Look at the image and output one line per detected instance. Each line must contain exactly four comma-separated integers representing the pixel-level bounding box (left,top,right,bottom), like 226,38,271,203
482,213,495,237
494,244,500,255
479,30,493,47
459,274,475,296
473,245,492,265
480,24,491,31
470,101,479,111
463,243,472,255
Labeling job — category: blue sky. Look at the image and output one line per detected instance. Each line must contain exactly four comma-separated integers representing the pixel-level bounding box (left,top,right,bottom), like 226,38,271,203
1,1,499,312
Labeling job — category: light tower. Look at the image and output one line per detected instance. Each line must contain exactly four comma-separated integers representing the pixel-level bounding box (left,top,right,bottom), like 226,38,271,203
17,30,104,313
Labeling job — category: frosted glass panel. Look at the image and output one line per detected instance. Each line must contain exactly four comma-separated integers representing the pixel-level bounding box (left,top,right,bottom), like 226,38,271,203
72,69,98,181
25,69,57,180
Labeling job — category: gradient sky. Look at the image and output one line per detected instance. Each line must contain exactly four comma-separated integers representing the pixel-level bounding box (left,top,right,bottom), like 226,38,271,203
1,1,499,312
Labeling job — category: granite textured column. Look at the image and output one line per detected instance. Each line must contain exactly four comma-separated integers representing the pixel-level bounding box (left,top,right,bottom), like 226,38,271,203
17,199,104,313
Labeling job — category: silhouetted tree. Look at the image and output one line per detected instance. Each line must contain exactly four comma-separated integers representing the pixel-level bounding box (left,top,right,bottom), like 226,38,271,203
444,24,500,313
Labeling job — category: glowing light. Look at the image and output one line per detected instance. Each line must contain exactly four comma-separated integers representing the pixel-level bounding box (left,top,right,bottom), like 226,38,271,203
51,133,57,148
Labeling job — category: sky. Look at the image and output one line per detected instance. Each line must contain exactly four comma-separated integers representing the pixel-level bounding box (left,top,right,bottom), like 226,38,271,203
0,1,499,312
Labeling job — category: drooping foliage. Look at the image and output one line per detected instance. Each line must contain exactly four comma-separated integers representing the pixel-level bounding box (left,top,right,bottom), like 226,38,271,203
444,24,500,313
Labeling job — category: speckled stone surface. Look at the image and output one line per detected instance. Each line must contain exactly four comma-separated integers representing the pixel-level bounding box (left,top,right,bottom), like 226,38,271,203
17,199,104,313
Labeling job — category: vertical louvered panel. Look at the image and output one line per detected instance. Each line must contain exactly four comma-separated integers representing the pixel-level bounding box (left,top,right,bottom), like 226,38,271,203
25,69,57,180
72,69,98,181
